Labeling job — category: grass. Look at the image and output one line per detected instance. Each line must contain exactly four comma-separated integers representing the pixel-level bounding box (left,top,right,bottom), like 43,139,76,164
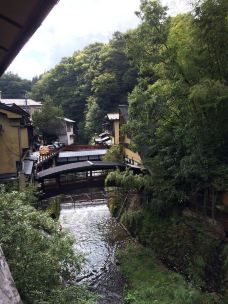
117,244,221,304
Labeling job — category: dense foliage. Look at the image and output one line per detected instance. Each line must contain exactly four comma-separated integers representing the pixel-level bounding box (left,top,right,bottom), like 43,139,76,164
29,0,228,209
106,2,228,287
108,188,227,301
32,97,64,142
124,0,228,212
102,145,123,163
0,187,95,303
30,33,138,141
118,244,221,304
0,72,32,98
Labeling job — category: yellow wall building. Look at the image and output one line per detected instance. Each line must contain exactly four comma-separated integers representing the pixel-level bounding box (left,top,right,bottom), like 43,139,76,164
0,103,31,180
106,106,142,166
106,113,120,145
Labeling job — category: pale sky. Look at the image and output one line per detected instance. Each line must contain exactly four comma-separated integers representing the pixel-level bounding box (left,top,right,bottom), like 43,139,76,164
7,0,191,80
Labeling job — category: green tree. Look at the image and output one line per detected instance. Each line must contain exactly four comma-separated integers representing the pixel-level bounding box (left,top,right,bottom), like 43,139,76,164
31,43,105,142
102,145,123,163
0,187,95,303
30,33,138,142
84,96,104,139
32,97,64,142
125,0,228,212
0,72,32,98
194,0,228,81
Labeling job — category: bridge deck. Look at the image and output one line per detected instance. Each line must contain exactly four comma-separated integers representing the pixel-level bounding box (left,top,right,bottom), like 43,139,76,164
36,160,127,180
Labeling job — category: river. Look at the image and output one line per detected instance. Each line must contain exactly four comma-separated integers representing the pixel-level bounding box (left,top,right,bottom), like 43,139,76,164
59,189,129,303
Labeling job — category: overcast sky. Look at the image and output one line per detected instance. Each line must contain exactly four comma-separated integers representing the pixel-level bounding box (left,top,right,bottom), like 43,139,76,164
7,0,191,80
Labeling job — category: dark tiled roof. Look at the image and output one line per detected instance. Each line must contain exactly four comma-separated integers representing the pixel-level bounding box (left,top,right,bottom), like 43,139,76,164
0,102,30,119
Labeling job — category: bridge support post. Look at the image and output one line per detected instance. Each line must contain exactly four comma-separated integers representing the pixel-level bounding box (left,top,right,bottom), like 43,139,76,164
41,180,44,192
56,176,61,188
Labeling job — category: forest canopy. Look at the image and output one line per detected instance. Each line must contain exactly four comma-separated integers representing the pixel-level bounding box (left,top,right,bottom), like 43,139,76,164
30,33,138,141
124,0,228,206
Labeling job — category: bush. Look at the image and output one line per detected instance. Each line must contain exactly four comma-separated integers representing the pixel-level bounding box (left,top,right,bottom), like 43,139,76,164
0,188,95,303
102,145,123,162
123,210,221,290
111,189,223,291
118,244,220,304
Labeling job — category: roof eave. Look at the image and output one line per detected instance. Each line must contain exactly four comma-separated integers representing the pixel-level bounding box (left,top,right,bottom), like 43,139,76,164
0,0,59,77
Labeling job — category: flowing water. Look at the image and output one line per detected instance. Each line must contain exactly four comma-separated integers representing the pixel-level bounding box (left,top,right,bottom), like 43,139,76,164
59,189,130,303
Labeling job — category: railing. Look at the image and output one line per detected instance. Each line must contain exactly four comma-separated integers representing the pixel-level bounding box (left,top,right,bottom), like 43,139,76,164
37,150,57,165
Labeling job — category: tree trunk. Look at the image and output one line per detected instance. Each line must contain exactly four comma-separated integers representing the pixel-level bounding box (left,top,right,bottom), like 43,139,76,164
203,188,208,216
211,188,217,221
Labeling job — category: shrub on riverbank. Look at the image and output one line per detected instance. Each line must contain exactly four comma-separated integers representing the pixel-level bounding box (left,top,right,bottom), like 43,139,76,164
46,195,61,219
118,244,221,304
107,188,227,300
102,145,123,163
121,210,223,291
0,187,95,303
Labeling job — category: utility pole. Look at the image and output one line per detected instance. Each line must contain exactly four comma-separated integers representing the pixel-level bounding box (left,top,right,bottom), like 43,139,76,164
24,92,29,113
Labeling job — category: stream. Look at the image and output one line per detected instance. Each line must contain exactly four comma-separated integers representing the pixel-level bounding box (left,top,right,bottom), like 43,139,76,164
59,189,130,303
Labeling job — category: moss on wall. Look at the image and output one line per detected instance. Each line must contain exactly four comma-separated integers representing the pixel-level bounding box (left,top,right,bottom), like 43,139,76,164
46,196,61,219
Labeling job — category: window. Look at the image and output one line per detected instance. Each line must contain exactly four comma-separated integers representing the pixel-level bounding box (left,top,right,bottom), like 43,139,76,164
70,157,79,162
44,178,56,185
88,155,99,160
78,156,89,161
58,157,67,163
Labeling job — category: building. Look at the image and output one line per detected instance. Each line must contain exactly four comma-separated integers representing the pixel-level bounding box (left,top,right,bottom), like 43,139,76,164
0,102,32,180
56,144,107,165
57,117,75,145
119,105,141,166
57,149,107,165
105,105,142,166
94,131,112,146
105,113,120,145
0,98,42,117
0,0,59,182
94,114,119,146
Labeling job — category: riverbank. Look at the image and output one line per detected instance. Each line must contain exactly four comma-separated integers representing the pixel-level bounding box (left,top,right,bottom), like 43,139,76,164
107,188,228,303
117,244,222,304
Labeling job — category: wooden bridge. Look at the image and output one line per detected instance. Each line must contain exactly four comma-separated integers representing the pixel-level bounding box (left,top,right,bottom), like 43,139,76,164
36,160,141,198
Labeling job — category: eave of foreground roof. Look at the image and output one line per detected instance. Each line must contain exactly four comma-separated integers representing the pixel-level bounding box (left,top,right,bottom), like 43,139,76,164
0,0,59,77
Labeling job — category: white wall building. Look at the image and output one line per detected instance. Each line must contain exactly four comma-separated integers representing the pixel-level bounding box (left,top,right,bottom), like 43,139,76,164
57,117,75,145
